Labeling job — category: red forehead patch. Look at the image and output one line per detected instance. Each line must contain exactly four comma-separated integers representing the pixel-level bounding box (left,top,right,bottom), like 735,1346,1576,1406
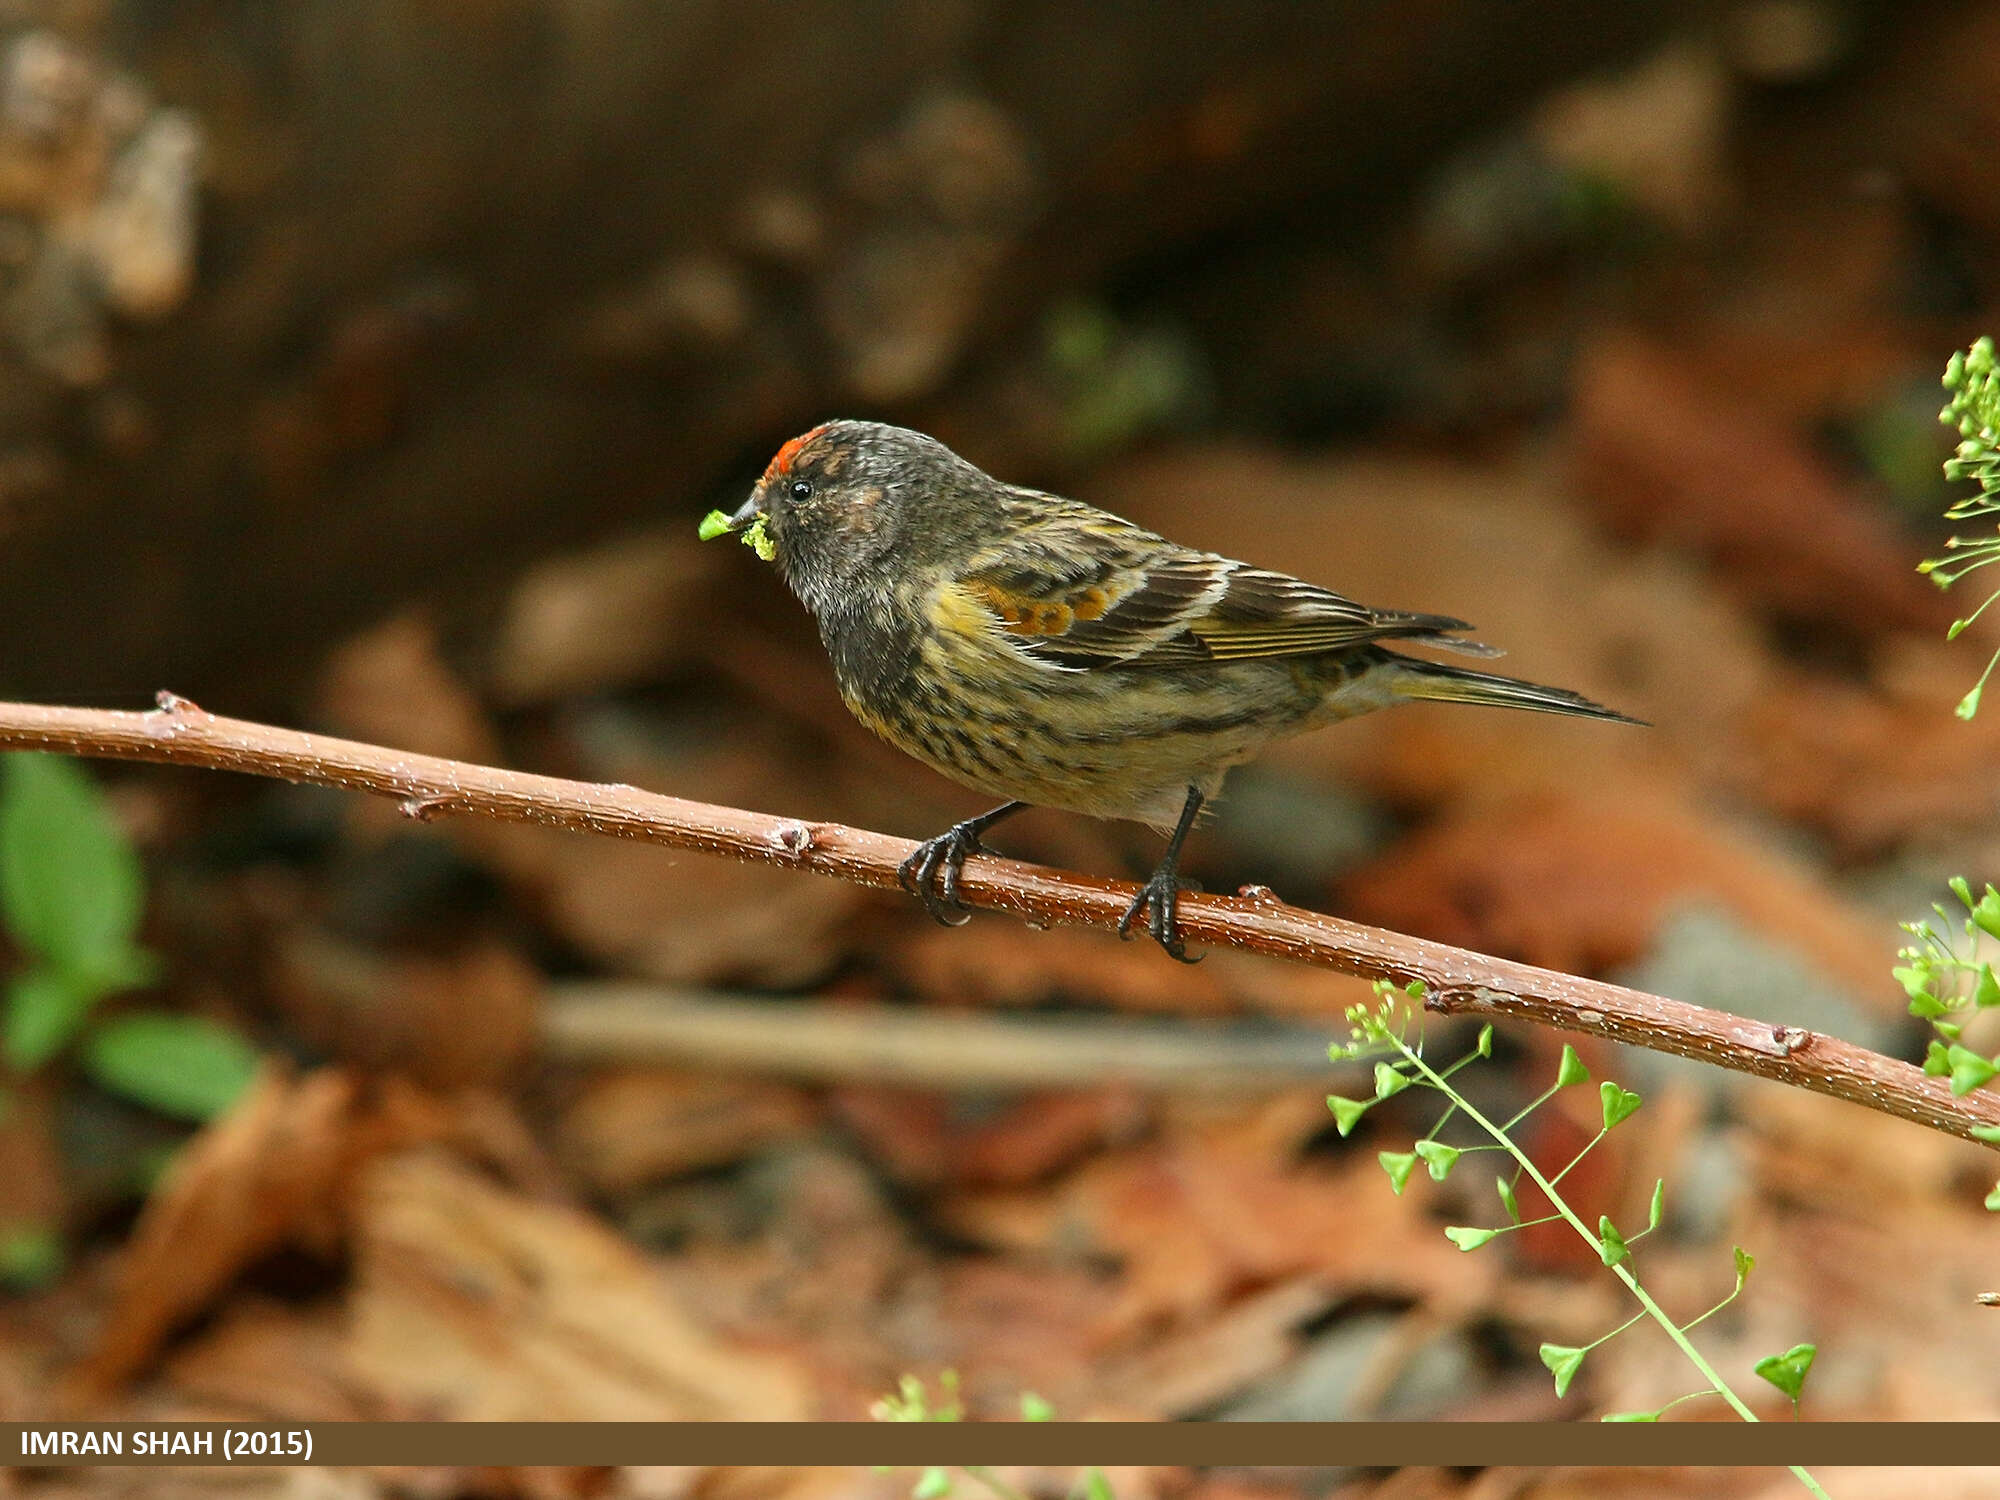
765,423,831,480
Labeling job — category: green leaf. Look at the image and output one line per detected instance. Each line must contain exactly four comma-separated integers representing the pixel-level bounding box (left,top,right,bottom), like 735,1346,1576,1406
1951,876,1975,909
1327,1094,1371,1136
4,966,111,1070
1475,1024,1493,1058
1978,966,2000,1009
1904,988,1949,1020
1600,1081,1642,1129
1601,1410,1659,1423
1414,1140,1461,1181
912,1468,953,1500
80,1013,259,1122
1971,1123,2000,1144
1985,1178,2000,1213
1958,684,1983,719
697,509,735,541
1753,1343,1817,1412
1973,889,2000,941
0,755,146,974
1019,1392,1054,1422
1556,1045,1590,1088
1596,1215,1630,1267
1894,960,1937,1001
1924,1039,1952,1076
1496,1175,1522,1223
1733,1246,1755,1292
1373,1061,1411,1099
1444,1225,1497,1251
1946,1044,1998,1095
0,1222,62,1291
1084,1471,1115,1500
1539,1343,1585,1398
1378,1150,1417,1194
1646,1178,1665,1233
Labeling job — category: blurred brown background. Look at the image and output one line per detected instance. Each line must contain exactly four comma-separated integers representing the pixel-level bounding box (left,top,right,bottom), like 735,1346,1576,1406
2,0,1999,1491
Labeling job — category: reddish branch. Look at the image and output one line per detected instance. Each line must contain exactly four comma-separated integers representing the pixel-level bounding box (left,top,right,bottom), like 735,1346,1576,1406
1,694,1993,1148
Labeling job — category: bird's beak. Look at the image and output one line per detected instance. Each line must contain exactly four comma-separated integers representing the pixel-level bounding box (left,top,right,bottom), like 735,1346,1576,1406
699,490,764,541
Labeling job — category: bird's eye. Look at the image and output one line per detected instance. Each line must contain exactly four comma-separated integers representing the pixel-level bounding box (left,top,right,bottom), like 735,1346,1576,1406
789,478,814,502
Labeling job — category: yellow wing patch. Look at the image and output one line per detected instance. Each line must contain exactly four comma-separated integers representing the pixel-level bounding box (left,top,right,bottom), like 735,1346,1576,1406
930,580,1012,642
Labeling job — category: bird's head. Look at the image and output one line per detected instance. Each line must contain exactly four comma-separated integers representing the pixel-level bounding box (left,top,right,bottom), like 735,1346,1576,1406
702,420,996,613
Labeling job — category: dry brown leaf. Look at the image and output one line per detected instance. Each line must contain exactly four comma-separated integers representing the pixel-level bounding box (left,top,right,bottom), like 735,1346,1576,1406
75,1067,450,1394
1570,334,1950,638
317,613,502,770
902,1255,1121,1416
162,1298,367,1420
315,596,865,986
942,1114,1492,1343
556,1069,815,1195
1736,637,2000,854
269,932,542,1090
489,527,731,705
1092,1274,1338,1417
1339,785,1900,1005
343,1149,809,1419
0,1078,64,1255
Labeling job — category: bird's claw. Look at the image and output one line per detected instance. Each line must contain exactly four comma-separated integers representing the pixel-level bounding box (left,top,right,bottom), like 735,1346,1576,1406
1118,868,1202,963
898,822,986,927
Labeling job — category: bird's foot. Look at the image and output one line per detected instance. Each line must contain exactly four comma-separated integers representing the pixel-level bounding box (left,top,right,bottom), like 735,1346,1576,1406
897,819,991,926
1118,865,1202,963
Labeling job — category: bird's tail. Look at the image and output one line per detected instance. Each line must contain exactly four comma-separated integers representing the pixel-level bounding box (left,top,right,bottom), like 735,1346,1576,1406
1387,656,1645,725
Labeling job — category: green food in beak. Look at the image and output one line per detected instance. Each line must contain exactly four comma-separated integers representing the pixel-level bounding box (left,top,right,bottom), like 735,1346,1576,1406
698,506,775,561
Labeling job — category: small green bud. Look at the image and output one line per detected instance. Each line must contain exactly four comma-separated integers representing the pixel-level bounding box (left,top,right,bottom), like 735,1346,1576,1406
1540,1343,1585,1399
1600,1081,1642,1129
1946,1044,1997,1095
1414,1140,1461,1180
1327,1094,1371,1136
1753,1344,1816,1412
1378,1150,1417,1194
1556,1045,1589,1088
1373,1061,1411,1099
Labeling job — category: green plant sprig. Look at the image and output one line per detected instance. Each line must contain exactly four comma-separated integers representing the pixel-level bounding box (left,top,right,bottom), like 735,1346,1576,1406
870,1374,1112,1500
1329,985,1828,1498
1919,336,2000,718
0,754,260,1289
1894,879,2000,1210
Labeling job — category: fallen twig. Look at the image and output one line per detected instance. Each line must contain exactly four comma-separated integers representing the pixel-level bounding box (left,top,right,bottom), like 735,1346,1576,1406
542,982,1336,1090
0,693,1992,1147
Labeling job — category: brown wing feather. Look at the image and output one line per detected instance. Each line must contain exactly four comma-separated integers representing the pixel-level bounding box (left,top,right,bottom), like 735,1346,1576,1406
960,497,1497,669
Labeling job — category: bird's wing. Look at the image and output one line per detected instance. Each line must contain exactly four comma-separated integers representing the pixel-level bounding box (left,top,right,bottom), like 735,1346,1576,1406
957,501,1495,669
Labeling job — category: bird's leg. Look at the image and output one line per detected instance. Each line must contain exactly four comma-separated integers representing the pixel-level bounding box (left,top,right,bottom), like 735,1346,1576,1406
1118,785,1205,963
898,801,1028,926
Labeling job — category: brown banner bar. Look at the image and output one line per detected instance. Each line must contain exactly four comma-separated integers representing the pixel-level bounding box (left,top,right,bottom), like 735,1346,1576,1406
1,1422,1996,1467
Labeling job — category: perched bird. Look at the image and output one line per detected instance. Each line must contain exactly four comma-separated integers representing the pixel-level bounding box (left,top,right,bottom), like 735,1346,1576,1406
703,421,1639,960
